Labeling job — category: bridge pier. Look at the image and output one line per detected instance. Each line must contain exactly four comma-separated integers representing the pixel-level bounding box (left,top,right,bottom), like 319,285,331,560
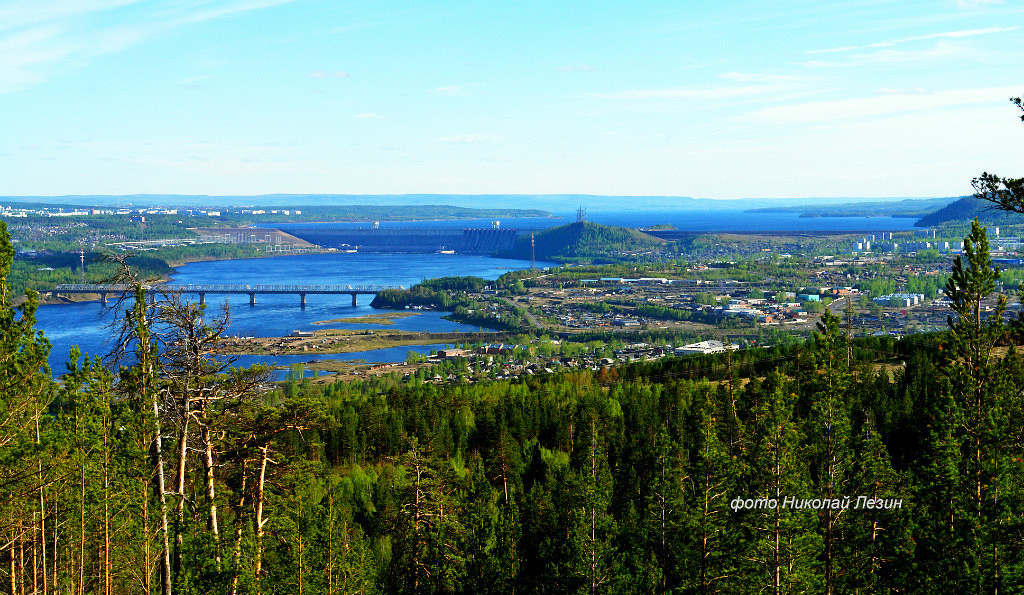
52,284,401,309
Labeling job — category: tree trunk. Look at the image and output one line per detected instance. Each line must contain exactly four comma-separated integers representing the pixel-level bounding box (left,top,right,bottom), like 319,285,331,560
103,424,112,595
297,494,304,595
79,460,86,595
142,481,151,595
173,397,190,580
35,412,47,595
255,445,271,585
327,491,334,595
230,459,249,595
51,492,58,594
8,537,15,595
19,521,26,595
153,396,172,595
200,419,221,567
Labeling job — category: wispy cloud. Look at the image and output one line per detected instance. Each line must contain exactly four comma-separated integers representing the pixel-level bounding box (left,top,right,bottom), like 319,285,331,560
806,45,861,55
179,75,212,89
808,25,1016,55
0,0,143,33
951,0,1003,9
437,134,498,144
160,0,299,27
804,40,973,68
430,85,470,96
745,86,1022,124
586,83,791,102
901,25,1017,41
718,72,797,83
306,70,349,79
0,0,299,94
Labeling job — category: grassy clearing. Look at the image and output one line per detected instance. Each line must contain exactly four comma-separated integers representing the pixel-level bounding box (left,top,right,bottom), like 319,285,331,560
311,311,419,326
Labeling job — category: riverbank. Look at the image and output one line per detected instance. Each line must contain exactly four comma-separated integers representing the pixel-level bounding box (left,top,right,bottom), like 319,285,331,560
218,328,511,356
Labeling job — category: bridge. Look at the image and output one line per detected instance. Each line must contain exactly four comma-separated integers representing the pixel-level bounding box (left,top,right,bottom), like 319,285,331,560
52,283,406,307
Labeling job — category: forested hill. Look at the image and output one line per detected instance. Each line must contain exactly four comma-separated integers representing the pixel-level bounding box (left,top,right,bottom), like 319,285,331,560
497,221,665,261
748,196,953,218
914,195,1019,227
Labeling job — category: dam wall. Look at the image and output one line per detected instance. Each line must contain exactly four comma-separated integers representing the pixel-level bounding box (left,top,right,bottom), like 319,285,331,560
285,227,519,254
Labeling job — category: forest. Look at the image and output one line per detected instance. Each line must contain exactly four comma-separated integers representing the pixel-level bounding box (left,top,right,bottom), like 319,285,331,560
497,222,669,262
2,217,1024,595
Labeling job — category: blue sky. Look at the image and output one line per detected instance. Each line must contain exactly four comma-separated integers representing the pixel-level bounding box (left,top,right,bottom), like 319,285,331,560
1,0,1022,199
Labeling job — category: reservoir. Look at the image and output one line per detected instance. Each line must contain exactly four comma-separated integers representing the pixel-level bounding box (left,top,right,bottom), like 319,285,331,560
35,252,545,374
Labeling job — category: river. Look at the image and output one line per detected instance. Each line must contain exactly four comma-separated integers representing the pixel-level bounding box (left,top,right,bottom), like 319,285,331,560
270,210,920,233
35,252,545,375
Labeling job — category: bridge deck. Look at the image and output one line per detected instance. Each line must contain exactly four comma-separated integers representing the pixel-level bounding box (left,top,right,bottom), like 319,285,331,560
54,283,405,294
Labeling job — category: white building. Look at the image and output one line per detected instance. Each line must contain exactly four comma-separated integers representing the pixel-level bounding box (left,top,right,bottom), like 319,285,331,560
674,340,739,355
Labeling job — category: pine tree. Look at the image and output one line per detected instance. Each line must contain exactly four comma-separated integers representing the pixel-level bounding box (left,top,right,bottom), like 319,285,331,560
642,425,684,592
841,424,913,593
0,221,55,594
942,218,1012,591
565,415,619,595
678,384,740,594
741,372,822,594
807,310,854,595
387,437,467,594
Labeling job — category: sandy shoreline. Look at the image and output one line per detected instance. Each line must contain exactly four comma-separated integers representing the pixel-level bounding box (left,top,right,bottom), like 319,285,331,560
218,328,508,357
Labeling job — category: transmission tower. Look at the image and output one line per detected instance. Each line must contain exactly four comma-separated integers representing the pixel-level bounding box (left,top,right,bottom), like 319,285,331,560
576,206,587,223
530,232,536,270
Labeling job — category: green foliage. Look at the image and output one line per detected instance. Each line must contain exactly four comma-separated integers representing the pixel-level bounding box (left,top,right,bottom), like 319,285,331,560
973,97,1024,217
498,221,668,262
372,282,529,332
419,276,489,292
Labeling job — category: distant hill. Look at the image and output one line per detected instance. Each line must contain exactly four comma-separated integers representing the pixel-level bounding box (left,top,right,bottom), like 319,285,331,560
497,221,665,261
748,196,955,218
913,195,1021,227
0,193,945,212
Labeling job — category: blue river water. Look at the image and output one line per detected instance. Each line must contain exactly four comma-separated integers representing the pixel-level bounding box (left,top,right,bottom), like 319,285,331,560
35,252,546,376
270,210,919,233
581,210,919,232
33,210,918,376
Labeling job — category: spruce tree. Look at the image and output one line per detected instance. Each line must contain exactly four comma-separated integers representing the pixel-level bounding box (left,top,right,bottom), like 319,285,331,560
806,310,853,595
942,218,1010,591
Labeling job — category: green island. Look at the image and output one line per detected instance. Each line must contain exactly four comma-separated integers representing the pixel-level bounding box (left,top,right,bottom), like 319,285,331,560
311,311,418,325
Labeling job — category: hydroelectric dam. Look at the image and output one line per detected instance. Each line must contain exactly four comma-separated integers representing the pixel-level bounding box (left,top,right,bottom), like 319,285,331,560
283,227,520,254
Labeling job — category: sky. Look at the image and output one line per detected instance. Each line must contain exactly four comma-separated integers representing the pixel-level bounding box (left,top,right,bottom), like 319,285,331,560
1,0,1022,200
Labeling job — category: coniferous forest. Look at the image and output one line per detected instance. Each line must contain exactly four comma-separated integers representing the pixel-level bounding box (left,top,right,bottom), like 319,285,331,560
3,217,1024,595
